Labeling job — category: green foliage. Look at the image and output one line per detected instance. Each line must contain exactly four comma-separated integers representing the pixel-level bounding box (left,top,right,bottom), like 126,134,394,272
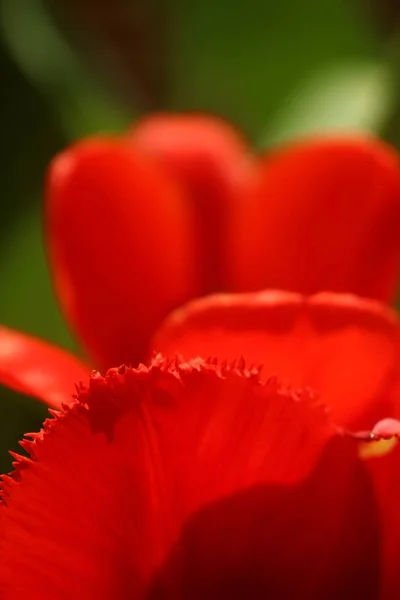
1,0,132,138
262,60,395,146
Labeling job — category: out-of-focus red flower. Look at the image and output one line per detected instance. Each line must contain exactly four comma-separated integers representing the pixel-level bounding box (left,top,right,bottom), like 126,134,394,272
2,291,400,599
1,113,400,410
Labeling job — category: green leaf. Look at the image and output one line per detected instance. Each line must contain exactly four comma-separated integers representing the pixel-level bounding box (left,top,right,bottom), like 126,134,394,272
262,60,396,147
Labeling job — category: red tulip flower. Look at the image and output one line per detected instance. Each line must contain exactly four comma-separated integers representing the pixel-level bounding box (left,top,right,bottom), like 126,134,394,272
1,114,400,405
1,114,400,598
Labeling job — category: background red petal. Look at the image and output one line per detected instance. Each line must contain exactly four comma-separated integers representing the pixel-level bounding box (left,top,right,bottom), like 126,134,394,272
130,113,251,293
363,440,400,600
227,136,400,302
46,138,199,370
0,326,88,408
152,291,400,430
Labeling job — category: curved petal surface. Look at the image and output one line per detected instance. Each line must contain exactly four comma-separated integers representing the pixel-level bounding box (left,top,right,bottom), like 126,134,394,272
148,437,377,600
131,113,251,293
46,138,199,369
362,435,400,600
0,357,377,599
227,136,400,301
152,291,400,429
0,326,88,408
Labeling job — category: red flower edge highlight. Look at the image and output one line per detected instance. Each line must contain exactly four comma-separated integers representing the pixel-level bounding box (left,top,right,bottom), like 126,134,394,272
227,135,400,302
0,326,88,408
152,290,400,430
0,357,379,599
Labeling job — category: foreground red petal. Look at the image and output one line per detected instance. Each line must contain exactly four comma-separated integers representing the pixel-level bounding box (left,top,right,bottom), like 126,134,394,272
0,358,378,599
152,291,400,430
0,326,87,408
363,430,400,600
131,113,251,293
227,136,400,302
46,138,199,369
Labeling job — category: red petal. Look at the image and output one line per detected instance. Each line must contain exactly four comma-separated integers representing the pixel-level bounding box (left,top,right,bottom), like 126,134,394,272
46,137,199,369
149,437,378,600
0,358,377,598
363,439,400,600
152,291,400,430
130,113,251,292
227,136,400,302
0,326,88,408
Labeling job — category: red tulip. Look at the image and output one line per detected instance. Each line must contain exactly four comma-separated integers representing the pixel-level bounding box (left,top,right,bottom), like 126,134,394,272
1,292,400,598
0,114,400,598
1,113,400,408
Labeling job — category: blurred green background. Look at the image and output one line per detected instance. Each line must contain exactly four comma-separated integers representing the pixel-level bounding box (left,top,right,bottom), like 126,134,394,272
0,0,399,470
